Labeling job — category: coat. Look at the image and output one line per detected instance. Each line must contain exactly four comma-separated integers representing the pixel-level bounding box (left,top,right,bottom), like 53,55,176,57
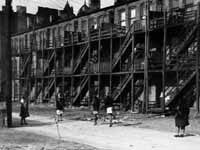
20,99,29,118
175,107,190,128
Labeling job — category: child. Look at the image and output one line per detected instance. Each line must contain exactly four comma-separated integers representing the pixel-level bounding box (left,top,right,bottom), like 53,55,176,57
104,92,113,127
20,97,29,125
92,94,100,125
56,91,64,122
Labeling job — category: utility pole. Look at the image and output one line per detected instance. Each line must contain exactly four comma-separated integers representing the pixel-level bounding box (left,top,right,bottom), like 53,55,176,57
4,0,12,127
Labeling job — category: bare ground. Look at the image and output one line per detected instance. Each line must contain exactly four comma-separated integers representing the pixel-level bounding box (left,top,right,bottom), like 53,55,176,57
0,118,101,150
2,103,200,150
13,103,200,135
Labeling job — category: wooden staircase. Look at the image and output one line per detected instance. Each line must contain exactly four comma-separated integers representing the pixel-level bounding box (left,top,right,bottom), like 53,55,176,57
73,44,89,73
73,76,89,105
112,25,133,71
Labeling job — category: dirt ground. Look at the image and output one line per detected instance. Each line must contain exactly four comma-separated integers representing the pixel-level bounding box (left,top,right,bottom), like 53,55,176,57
13,103,200,135
1,103,200,150
0,125,101,150
0,128,100,150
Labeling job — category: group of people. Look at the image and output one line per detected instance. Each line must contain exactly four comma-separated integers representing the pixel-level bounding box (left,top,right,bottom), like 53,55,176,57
19,89,191,136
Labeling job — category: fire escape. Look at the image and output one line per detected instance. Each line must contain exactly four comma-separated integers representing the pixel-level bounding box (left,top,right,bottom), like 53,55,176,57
162,6,198,110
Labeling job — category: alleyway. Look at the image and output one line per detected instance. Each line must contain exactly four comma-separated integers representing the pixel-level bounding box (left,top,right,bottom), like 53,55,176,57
12,112,200,150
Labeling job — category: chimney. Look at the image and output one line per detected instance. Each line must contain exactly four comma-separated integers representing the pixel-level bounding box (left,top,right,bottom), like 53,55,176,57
16,6,26,14
89,0,100,10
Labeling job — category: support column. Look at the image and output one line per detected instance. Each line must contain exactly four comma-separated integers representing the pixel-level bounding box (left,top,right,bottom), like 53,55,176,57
196,2,200,113
131,25,135,112
98,28,101,97
71,32,74,107
4,0,12,127
88,18,91,107
143,0,150,113
162,8,167,112
110,25,113,95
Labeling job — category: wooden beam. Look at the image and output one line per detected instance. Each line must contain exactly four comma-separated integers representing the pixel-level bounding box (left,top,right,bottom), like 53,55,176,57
162,8,167,112
143,0,150,113
131,25,135,112
196,2,200,113
4,0,13,127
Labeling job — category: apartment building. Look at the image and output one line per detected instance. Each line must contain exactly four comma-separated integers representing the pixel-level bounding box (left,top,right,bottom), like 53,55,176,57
11,0,200,113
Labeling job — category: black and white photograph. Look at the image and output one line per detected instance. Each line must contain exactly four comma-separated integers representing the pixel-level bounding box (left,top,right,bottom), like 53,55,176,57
1,0,200,149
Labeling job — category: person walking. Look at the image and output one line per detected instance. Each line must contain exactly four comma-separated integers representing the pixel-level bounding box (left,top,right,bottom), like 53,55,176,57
104,92,113,127
56,91,64,122
92,93,100,125
20,96,29,125
174,105,190,137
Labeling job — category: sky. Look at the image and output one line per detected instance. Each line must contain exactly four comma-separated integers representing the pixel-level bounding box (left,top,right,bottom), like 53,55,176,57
0,0,114,14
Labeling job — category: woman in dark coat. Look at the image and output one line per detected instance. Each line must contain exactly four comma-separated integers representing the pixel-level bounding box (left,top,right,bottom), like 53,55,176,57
175,105,190,137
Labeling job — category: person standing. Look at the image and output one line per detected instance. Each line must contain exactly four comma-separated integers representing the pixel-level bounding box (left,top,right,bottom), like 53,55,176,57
92,93,100,125
104,92,113,127
175,105,190,137
56,91,64,122
20,96,29,125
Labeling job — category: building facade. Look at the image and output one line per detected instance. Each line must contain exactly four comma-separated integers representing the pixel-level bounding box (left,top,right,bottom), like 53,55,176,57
11,0,200,113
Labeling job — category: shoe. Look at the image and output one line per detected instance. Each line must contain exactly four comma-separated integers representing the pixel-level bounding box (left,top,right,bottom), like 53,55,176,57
174,135,180,137
179,134,184,137
109,124,112,127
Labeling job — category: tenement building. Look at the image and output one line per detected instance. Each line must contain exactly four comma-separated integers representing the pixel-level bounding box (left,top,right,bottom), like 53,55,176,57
11,0,200,113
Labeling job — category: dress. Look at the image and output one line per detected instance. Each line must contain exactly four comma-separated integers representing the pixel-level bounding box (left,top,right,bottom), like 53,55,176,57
56,96,64,115
175,107,190,129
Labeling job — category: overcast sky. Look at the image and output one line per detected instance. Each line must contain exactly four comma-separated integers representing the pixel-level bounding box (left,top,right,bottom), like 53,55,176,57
0,0,114,14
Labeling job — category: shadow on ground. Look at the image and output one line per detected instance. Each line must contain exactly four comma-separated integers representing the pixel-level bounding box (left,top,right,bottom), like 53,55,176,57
11,118,53,128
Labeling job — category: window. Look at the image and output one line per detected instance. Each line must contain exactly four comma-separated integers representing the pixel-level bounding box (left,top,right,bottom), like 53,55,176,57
129,7,136,25
98,15,105,27
186,0,193,4
140,3,146,19
74,20,78,32
119,10,126,27
81,20,87,35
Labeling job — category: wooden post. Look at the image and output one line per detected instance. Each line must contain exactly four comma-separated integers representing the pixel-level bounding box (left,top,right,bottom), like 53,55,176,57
4,0,12,127
62,46,65,94
98,27,101,98
131,25,135,112
110,25,113,94
196,2,200,113
88,18,91,107
162,8,167,112
71,32,74,107
54,40,57,102
143,0,150,113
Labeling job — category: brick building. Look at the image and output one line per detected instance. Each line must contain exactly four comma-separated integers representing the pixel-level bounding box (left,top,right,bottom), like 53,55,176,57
11,0,200,113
